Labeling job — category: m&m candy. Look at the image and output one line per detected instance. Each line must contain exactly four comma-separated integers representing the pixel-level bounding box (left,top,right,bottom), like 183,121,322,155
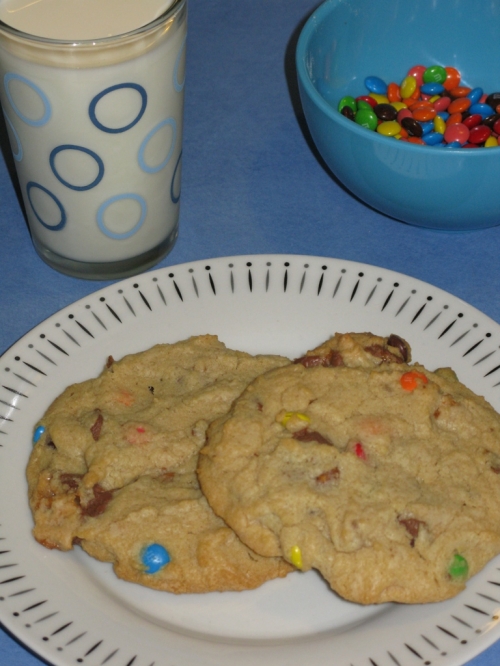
141,543,171,573
337,65,500,149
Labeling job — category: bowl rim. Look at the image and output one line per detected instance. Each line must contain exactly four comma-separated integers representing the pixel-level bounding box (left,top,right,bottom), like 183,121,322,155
295,0,493,158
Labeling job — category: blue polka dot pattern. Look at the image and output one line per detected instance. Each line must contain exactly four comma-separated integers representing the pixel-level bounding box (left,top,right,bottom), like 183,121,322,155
89,83,147,134
170,151,182,204
138,117,177,174
4,72,52,126
26,182,67,231
50,145,105,191
173,34,186,93
97,194,147,240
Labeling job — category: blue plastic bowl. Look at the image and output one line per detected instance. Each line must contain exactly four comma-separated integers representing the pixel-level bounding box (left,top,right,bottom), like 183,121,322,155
296,0,500,231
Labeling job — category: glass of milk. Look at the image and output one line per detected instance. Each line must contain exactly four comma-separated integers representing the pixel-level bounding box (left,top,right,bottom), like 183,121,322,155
0,0,186,279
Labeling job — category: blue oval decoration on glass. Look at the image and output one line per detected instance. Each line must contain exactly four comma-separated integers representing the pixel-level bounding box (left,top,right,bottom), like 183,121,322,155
27,182,67,231
170,151,182,204
4,72,52,127
50,144,105,191
97,193,147,240
138,118,177,174
89,83,147,134
173,34,187,93
3,111,23,161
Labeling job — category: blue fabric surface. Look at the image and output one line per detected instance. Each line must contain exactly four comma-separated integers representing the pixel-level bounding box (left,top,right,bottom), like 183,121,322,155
1,1,500,664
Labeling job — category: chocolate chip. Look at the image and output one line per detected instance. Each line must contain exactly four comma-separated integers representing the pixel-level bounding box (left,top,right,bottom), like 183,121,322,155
387,334,410,362
90,412,103,441
293,428,332,445
315,467,340,483
294,350,344,368
82,484,113,517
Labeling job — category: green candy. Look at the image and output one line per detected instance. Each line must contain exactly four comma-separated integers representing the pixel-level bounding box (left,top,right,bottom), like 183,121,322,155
354,107,378,131
423,65,447,85
448,553,469,580
338,95,357,113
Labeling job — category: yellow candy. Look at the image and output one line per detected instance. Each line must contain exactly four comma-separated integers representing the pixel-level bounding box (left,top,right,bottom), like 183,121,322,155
400,75,416,99
429,94,441,103
394,133,402,140
280,411,311,427
369,93,389,105
485,136,499,148
290,546,303,570
377,120,401,137
434,115,446,135
390,101,407,111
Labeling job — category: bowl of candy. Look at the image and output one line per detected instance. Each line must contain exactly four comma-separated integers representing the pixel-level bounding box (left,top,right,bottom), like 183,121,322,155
296,0,500,231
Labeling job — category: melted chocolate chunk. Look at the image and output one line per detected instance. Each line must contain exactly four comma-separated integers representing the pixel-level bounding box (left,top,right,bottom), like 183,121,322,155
293,428,332,445
82,484,114,517
59,473,83,490
315,467,340,483
294,350,344,368
387,334,409,362
364,344,404,364
90,412,104,442
398,516,426,546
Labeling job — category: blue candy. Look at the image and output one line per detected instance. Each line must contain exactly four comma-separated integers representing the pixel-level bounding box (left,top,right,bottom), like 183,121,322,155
467,87,483,105
436,111,449,121
420,82,444,95
141,543,170,573
423,131,444,146
364,75,387,95
419,121,434,136
33,425,46,444
469,103,495,118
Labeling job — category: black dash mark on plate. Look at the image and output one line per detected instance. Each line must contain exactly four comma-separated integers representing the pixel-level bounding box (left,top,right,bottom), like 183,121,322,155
47,340,69,356
317,273,324,295
74,320,94,338
106,304,122,323
21,362,46,376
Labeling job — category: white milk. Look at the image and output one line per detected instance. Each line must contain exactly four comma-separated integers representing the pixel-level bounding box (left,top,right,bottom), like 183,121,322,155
0,0,186,276
0,0,174,40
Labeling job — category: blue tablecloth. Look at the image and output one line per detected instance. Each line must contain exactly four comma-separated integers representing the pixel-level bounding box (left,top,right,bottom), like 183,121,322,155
1,1,500,664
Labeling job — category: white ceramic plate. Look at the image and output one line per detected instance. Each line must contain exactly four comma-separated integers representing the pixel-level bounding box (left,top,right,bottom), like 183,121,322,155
2,254,500,666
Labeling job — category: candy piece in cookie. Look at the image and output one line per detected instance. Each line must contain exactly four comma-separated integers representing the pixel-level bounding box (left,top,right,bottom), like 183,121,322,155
198,352,500,604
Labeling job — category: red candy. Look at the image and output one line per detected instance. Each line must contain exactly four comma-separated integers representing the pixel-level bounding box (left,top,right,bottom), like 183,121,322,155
353,442,367,460
444,123,470,145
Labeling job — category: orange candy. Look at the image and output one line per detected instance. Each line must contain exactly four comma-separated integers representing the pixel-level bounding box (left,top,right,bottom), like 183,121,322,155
407,136,425,145
413,107,437,121
448,97,471,114
443,66,460,91
449,85,472,98
400,371,428,391
446,112,463,126
387,82,401,103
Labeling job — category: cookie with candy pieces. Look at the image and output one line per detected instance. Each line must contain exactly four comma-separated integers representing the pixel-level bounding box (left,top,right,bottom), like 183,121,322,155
27,334,292,592
198,335,500,604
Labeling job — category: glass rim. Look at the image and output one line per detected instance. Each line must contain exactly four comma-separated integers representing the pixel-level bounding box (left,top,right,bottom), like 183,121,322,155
0,0,186,46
